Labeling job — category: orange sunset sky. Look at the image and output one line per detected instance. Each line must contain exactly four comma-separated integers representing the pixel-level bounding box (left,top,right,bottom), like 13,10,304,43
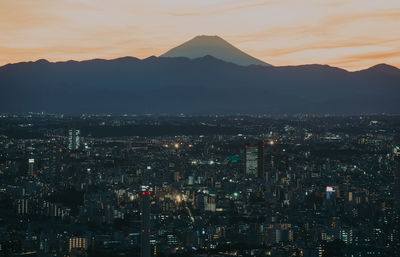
1,0,399,71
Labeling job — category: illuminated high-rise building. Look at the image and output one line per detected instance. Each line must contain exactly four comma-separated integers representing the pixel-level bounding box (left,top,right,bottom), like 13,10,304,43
393,146,400,213
17,199,29,215
68,237,87,252
141,186,151,257
326,186,336,200
258,140,265,178
244,140,265,178
28,158,35,177
173,171,180,183
68,129,80,150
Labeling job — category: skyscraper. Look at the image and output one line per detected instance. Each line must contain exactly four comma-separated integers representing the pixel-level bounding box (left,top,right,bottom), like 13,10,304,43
258,140,265,178
393,146,400,213
68,129,80,150
140,186,151,257
28,158,35,177
244,140,265,178
68,237,87,252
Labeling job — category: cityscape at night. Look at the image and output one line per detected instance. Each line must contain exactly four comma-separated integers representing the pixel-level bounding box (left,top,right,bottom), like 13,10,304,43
0,114,399,256
1,0,400,256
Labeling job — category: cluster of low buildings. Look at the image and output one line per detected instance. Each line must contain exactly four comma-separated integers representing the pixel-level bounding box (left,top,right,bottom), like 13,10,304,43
0,114,399,256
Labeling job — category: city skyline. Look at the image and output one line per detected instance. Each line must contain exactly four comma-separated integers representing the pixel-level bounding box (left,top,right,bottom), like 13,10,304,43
1,114,399,256
1,1,400,256
1,0,400,71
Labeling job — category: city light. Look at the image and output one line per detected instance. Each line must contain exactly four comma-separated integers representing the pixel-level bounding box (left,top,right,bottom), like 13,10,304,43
2,114,398,255
326,186,335,192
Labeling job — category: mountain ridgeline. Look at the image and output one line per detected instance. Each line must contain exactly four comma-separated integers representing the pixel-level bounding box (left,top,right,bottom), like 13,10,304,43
0,36,399,114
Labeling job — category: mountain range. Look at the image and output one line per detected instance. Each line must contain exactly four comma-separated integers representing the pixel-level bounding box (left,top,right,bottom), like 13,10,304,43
0,35,399,114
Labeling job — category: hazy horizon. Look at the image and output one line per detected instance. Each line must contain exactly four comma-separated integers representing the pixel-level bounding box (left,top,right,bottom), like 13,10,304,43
1,0,399,71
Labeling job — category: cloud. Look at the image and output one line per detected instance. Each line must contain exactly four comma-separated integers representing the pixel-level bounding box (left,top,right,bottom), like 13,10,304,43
168,0,279,17
265,38,400,57
343,50,400,62
323,9,400,27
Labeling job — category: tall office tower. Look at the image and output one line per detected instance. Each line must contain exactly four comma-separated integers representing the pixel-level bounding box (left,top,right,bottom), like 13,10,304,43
393,146,400,213
28,158,35,177
257,140,265,178
10,161,18,177
68,129,80,150
17,199,29,215
244,140,265,178
173,171,180,183
140,186,151,257
270,155,275,170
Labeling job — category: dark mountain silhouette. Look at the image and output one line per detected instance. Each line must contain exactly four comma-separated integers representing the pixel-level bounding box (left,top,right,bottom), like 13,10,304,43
0,56,399,115
161,35,270,66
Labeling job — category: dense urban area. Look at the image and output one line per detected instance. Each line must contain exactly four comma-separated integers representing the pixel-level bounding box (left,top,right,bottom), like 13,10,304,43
0,113,399,257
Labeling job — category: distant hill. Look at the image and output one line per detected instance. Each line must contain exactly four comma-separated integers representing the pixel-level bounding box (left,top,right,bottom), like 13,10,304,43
0,55,399,115
161,35,270,66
